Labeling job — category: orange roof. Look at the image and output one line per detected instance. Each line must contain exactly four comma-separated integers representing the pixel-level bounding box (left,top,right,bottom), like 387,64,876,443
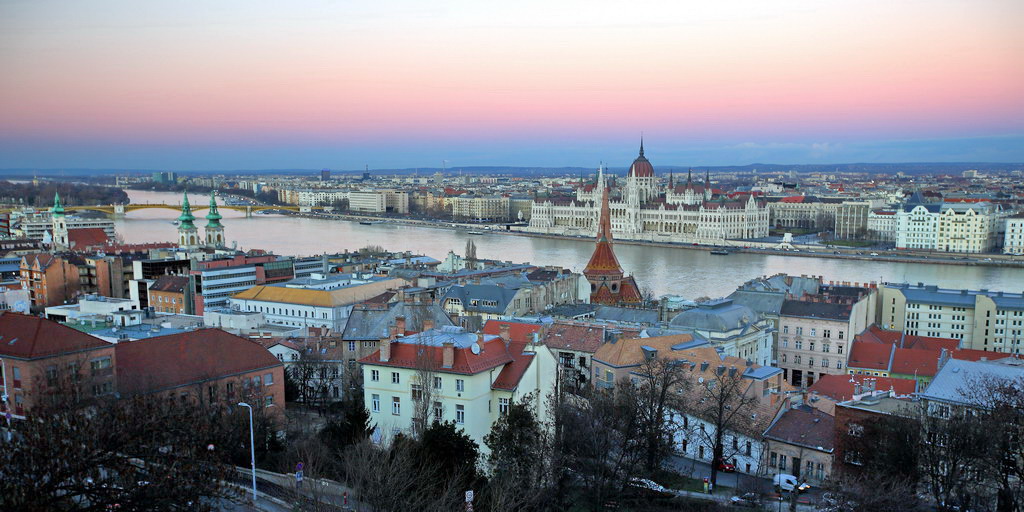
584,185,624,276
857,325,959,351
68,227,110,249
847,342,893,370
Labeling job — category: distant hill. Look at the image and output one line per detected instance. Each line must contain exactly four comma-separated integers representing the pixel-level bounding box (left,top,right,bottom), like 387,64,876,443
1,161,1021,178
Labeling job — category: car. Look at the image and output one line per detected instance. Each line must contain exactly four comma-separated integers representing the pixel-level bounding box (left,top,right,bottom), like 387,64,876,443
730,492,761,508
870,252,879,256
773,474,810,493
713,458,736,472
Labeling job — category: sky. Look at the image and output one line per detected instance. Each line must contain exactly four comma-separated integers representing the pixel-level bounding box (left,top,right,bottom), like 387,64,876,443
1,0,1022,170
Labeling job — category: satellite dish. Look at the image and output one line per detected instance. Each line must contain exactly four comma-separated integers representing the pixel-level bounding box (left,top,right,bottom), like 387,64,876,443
470,343,481,355
698,377,705,384
13,300,29,313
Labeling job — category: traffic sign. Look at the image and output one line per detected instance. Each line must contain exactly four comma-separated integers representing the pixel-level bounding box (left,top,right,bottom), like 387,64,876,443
465,490,474,503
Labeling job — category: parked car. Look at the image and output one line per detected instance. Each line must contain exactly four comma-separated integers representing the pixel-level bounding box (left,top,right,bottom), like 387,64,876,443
730,492,761,508
773,474,810,493
870,252,879,256
713,458,736,472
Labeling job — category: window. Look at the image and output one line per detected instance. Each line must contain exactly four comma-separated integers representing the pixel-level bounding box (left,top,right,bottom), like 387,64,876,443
837,345,844,355
263,373,273,386
392,372,400,384
810,328,816,337
411,384,423,401
348,341,356,352
456,379,465,392
770,452,777,467
795,340,803,350
796,327,803,335
809,341,815,351
92,381,113,396
779,455,787,471
838,331,845,340
823,343,830,353
392,396,401,415
265,395,274,407
90,357,112,376
823,329,831,338
783,326,789,334
499,397,510,415
732,437,738,450
745,441,752,456
433,401,443,418
371,370,380,382
433,376,442,390
821,358,829,368
456,404,465,424
371,394,380,413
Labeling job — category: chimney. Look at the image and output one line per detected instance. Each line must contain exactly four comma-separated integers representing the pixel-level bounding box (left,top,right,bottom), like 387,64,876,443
716,365,726,376
395,316,406,336
499,323,511,346
423,318,434,332
442,341,455,368
403,291,414,304
380,339,392,363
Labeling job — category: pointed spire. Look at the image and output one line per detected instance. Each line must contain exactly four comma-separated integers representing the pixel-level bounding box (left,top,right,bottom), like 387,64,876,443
178,190,196,229
52,192,65,217
705,170,711,185
597,184,613,243
639,134,645,157
668,169,674,189
687,168,693,188
205,190,223,227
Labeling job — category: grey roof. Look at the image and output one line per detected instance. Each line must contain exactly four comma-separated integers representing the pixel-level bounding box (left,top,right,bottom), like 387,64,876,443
341,302,454,341
547,303,598,319
594,306,660,325
737,274,820,296
727,289,786,317
440,284,519,314
887,283,1024,310
743,366,783,379
780,300,852,321
669,299,757,332
919,358,1024,407
396,326,499,349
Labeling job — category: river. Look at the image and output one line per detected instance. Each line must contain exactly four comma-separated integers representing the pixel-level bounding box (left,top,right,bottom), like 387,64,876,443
114,190,1024,299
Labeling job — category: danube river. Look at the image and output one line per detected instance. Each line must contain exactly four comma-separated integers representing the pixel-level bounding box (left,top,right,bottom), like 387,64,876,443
115,190,1024,299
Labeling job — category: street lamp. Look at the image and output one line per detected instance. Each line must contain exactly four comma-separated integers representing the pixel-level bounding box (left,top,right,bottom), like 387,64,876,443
238,402,257,502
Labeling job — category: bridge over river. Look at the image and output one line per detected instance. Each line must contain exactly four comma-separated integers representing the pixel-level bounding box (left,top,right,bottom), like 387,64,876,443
1,203,332,218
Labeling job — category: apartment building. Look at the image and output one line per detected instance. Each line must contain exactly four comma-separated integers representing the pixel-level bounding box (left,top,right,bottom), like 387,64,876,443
359,325,557,452
14,212,115,241
880,282,1024,353
148,275,190,314
777,285,878,388
1005,214,1024,255
895,195,1003,253
347,191,388,213
0,313,116,419
19,253,82,311
668,298,775,367
866,209,897,241
451,195,510,222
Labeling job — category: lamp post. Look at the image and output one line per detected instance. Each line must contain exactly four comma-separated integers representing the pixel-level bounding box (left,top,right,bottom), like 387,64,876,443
238,402,257,502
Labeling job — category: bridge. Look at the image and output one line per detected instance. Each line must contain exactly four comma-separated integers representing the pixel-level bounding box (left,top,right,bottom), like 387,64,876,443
0,204,333,218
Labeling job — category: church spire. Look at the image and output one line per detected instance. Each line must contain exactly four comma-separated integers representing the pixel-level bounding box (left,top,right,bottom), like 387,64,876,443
639,134,645,157
52,192,65,217
205,190,223,228
178,190,196,229
687,168,693,188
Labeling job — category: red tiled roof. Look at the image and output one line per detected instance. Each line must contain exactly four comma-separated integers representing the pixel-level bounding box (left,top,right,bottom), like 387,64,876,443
764,407,835,452
68,227,109,249
360,337,513,375
891,347,940,377
0,313,112,359
808,374,917,402
780,196,807,203
491,342,536,391
150,275,189,293
540,321,614,354
115,328,282,395
482,320,543,343
857,325,959,351
847,342,893,370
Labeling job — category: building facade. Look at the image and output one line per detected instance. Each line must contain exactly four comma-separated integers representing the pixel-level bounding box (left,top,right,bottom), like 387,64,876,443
526,146,769,243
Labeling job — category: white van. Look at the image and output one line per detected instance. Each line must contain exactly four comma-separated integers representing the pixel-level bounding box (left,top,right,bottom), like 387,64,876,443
773,474,810,493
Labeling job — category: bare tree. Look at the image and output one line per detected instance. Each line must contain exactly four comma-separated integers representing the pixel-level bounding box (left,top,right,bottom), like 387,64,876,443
688,365,764,491
622,355,691,472
410,334,440,437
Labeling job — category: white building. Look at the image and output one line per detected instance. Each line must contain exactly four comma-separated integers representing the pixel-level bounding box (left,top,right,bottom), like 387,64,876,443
229,278,404,332
526,147,769,243
1004,214,1024,255
348,191,388,213
451,195,510,222
867,209,897,241
14,211,115,241
668,299,775,367
895,193,1002,253
360,326,557,453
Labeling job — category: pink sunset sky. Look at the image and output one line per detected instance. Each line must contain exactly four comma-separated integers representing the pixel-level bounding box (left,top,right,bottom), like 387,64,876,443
1,0,1022,169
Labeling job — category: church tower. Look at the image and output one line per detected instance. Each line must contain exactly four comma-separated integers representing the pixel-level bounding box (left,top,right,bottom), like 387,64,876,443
51,192,69,248
177,191,199,248
583,185,642,305
204,191,225,247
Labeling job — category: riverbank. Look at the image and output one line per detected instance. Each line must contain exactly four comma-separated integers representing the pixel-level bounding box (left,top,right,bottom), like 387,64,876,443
282,211,1024,269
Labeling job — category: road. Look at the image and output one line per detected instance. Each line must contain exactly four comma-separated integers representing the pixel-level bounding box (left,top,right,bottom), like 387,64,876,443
666,454,825,508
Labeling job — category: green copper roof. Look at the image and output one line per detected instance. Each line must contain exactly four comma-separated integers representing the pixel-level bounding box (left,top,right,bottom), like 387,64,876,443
178,191,196,229
205,191,223,227
51,192,65,217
